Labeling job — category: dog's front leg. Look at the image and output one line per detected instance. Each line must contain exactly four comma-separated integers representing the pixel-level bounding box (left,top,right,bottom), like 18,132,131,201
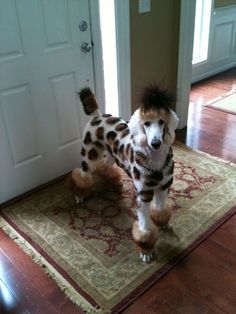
150,189,172,228
132,197,158,263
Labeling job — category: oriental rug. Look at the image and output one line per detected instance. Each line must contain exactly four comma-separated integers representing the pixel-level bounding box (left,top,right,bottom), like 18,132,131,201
205,89,236,115
1,144,236,313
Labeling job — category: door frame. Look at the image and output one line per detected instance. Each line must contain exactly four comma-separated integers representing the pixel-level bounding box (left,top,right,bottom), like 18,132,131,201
90,0,131,120
114,1,131,121
176,0,196,129
89,0,105,112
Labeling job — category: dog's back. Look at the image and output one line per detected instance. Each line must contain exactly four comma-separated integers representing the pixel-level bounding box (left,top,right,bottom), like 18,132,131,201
78,88,133,175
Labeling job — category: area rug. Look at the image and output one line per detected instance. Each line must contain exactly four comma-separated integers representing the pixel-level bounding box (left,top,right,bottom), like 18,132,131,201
1,144,236,313
205,89,236,114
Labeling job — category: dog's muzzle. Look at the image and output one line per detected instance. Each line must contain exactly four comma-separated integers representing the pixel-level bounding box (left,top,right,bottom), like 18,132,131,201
151,139,162,150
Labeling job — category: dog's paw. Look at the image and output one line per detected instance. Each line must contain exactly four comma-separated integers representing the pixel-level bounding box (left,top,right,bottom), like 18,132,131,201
139,251,153,263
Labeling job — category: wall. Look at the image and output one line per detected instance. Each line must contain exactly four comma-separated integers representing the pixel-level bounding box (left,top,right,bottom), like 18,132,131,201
215,0,236,8
129,0,180,111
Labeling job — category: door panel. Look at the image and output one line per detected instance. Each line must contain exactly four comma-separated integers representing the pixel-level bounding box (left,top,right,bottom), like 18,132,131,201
0,0,95,203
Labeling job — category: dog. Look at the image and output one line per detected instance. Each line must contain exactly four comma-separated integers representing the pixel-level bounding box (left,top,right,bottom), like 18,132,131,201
70,85,179,262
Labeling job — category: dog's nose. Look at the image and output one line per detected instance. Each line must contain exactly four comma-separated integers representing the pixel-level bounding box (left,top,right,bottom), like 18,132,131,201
151,139,162,149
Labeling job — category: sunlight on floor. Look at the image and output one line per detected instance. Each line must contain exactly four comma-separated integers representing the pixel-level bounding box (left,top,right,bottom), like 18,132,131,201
0,261,14,308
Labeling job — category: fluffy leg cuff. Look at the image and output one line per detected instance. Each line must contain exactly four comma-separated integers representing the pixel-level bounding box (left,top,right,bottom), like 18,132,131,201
132,221,158,253
150,207,172,227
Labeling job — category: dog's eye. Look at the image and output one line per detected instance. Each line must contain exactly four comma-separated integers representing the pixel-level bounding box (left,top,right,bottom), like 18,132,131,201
159,119,164,125
144,121,151,127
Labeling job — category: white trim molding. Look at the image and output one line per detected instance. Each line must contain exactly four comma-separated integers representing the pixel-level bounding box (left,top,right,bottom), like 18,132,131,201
192,4,236,83
176,0,196,129
89,0,105,113
115,0,131,121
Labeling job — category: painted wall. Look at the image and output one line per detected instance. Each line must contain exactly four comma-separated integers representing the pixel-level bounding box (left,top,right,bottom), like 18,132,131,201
129,0,180,111
215,0,236,8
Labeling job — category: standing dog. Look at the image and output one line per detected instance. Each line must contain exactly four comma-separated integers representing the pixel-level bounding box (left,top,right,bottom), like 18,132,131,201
70,85,179,262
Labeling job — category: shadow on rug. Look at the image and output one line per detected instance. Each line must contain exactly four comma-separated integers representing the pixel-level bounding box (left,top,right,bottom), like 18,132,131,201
1,143,236,313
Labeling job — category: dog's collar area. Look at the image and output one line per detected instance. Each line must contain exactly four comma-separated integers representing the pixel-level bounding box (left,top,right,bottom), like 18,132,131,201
135,146,172,173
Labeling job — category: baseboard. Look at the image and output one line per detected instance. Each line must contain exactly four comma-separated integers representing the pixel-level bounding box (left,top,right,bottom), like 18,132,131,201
192,63,236,83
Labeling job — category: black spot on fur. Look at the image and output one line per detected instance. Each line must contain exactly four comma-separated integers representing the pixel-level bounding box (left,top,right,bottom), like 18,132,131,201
106,117,121,124
82,161,88,172
161,177,173,191
139,190,154,202
96,127,104,140
115,123,128,132
135,151,147,166
91,117,102,126
133,167,141,180
93,141,104,150
88,148,99,161
84,131,92,145
121,128,130,138
105,144,113,157
145,181,157,187
115,158,123,169
164,153,172,166
130,148,134,163
167,161,174,175
148,171,163,182
113,140,120,154
118,144,124,158
122,167,131,178
135,157,143,166
106,131,117,142
81,147,86,156
125,143,131,156
102,113,112,118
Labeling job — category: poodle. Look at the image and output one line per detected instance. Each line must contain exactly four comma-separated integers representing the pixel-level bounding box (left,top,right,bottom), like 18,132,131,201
70,85,179,262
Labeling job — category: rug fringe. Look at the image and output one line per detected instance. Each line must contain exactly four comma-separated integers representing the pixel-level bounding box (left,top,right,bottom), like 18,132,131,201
0,217,107,314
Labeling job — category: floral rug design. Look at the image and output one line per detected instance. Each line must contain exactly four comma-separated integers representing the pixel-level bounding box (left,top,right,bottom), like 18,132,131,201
1,144,236,313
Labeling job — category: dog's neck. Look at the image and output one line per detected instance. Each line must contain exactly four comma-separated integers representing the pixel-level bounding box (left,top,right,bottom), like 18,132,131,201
148,144,170,170
134,143,170,172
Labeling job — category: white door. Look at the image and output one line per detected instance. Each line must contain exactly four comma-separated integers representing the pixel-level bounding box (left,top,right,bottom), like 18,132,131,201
0,0,95,203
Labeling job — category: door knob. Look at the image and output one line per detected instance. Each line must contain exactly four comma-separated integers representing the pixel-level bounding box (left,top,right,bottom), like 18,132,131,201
79,21,88,31
81,42,92,53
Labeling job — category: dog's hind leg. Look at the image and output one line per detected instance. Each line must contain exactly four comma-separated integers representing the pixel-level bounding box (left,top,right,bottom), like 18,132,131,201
150,189,172,227
70,160,94,203
132,191,158,263
94,152,121,186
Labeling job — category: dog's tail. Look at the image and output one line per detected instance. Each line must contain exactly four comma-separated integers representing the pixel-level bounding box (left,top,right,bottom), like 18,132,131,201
79,87,101,116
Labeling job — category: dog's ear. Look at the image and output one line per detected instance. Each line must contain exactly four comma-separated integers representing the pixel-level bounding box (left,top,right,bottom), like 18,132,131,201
163,109,179,145
128,109,147,147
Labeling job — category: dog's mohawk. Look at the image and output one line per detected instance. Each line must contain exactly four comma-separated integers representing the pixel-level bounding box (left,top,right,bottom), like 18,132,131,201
140,84,175,112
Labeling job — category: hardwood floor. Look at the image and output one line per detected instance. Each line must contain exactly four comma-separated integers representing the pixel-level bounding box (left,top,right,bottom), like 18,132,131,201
0,68,236,313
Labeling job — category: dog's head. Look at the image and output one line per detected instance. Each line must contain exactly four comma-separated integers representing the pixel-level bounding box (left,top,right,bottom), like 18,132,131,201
129,85,179,150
